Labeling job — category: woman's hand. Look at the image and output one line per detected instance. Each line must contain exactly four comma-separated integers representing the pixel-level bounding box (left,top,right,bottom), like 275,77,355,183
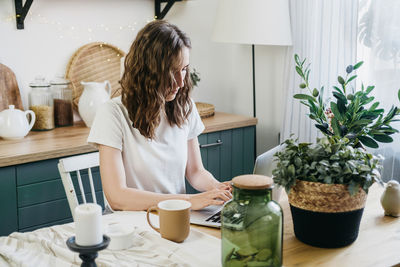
188,189,232,210
216,181,233,193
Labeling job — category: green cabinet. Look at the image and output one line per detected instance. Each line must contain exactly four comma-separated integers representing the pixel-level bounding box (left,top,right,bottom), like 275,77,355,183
186,126,256,193
0,125,255,236
0,167,18,236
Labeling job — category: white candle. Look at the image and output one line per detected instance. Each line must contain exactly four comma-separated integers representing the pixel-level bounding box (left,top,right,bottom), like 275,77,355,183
74,203,103,246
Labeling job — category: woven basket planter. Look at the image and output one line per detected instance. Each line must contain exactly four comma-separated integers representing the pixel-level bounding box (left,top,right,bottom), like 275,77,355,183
288,180,367,248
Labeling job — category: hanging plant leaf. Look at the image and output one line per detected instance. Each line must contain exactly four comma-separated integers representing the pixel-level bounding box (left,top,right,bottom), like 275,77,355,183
358,135,379,148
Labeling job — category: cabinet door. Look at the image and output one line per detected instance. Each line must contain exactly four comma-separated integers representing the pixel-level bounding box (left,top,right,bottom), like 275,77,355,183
0,167,18,236
186,126,255,193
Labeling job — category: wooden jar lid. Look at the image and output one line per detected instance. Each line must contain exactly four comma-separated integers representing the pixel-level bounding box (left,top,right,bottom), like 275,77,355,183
232,174,274,190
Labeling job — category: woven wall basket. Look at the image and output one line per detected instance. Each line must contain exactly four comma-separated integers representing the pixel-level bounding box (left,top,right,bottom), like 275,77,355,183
288,180,367,213
65,42,126,109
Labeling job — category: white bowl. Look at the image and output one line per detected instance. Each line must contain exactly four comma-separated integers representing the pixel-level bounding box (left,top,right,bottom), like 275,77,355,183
105,223,135,250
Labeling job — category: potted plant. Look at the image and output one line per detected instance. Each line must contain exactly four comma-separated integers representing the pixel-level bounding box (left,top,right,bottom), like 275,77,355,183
190,68,201,88
272,55,400,248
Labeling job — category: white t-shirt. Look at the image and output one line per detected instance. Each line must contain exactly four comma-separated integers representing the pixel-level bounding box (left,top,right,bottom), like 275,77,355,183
87,97,205,194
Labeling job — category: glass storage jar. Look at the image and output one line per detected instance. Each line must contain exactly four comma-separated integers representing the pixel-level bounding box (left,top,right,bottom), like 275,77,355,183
221,175,283,267
29,76,55,130
50,76,73,127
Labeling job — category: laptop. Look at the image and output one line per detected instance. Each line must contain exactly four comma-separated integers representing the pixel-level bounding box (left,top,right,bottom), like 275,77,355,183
189,145,281,228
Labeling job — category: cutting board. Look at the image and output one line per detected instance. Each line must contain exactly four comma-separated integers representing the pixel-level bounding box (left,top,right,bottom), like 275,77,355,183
0,63,23,111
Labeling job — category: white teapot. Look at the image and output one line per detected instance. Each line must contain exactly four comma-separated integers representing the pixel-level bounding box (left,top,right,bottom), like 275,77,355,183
0,105,36,139
78,81,111,127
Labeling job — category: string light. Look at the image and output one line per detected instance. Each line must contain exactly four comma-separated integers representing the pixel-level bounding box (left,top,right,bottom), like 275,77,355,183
2,10,152,45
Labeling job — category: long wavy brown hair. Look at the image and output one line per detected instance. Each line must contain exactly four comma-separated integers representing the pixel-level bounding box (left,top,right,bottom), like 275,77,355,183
120,20,193,139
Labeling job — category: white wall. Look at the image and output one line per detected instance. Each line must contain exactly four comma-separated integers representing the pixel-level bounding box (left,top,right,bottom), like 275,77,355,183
0,0,286,155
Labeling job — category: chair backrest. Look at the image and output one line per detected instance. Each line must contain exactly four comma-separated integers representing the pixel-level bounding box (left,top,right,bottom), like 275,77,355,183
58,152,107,220
253,145,282,201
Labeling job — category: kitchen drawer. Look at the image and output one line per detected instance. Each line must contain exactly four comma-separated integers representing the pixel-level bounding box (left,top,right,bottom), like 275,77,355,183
186,126,255,193
0,167,18,236
17,167,101,207
20,218,73,233
18,191,104,229
18,179,66,207
16,158,60,186
18,198,71,229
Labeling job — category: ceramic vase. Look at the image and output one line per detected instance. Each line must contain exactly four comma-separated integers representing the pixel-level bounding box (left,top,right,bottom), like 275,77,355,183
78,81,111,127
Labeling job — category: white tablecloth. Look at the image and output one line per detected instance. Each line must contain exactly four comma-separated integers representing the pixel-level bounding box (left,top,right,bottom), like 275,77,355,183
0,211,221,267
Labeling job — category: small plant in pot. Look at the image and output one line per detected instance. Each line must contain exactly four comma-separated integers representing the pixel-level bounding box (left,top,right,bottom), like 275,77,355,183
272,55,400,248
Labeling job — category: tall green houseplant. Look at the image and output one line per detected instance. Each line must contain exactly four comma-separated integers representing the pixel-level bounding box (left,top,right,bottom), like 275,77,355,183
293,54,400,148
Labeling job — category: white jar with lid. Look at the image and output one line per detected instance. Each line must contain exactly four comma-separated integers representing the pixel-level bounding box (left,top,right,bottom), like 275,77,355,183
29,76,54,130
50,76,73,127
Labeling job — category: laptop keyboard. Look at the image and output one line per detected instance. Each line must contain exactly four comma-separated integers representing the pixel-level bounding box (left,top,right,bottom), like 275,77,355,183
205,210,221,223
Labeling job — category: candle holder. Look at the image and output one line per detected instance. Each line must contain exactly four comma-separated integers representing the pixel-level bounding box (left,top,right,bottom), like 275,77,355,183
66,235,110,267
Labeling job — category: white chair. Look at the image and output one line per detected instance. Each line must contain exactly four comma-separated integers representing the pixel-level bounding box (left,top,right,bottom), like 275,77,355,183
253,145,283,201
58,152,109,220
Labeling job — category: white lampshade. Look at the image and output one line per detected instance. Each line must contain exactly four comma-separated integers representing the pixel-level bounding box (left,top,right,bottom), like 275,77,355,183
213,0,292,46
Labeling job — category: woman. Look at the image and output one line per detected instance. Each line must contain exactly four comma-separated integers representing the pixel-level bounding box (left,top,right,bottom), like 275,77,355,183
88,20,232,211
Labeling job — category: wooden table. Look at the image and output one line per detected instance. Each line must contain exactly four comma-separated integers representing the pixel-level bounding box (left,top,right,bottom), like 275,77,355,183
192,183,400,267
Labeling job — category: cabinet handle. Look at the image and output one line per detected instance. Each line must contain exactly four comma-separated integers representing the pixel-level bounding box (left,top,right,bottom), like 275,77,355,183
199,139,223,148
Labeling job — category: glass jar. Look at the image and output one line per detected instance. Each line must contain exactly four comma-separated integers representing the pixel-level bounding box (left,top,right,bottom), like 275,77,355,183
50,76,73,127
221,175,283,267
29,76,54,131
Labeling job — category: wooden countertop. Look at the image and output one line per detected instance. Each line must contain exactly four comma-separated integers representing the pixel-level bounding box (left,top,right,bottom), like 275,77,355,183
0,112,257,167
193,183,400,267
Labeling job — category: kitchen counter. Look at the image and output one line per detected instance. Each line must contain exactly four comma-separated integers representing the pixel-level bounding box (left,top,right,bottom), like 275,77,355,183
0,112,257,167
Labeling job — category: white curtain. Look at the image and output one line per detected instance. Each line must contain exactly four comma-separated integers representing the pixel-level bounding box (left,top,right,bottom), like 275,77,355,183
357,0,400,181
281,0,359,143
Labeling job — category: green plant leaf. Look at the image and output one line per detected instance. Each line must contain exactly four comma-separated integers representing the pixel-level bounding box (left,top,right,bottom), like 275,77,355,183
331,117,342,136
294,54,300,65
366,86,375,94
294,94,316,102
363,96,375,105
398,89,400,101
330,102,343,120
353,61,364,70
315,124,331,135
372,134,393,143
296,66,303,77
333,92,347,102
333,86,342,94
337,98,347,115
338,76,345,85
352,119,372,126
358,135,379,148
346,75,357,84
369,102,380,111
